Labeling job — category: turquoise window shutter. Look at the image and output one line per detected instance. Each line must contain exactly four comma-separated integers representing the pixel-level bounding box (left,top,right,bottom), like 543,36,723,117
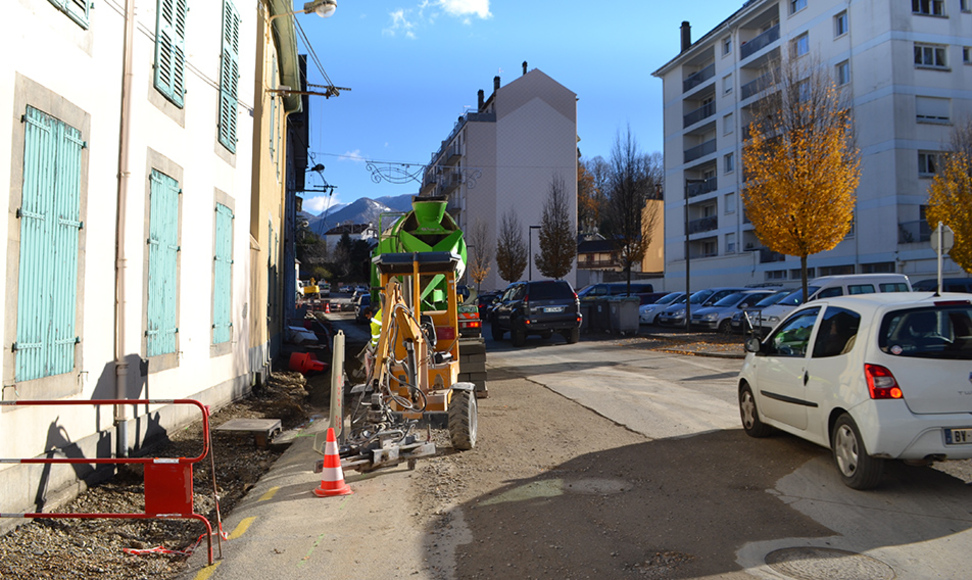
147,170,180,357
218,0,240,152
154,0,187,108
48,0,90,29
212,204,234,344
16,106,82,382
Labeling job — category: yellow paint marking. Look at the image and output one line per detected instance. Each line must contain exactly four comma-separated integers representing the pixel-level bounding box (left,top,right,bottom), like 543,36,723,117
227,517,256,540
192,560,221,580
258,486,280,501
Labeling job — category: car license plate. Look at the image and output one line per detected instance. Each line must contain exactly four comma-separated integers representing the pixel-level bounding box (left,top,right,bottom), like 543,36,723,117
945,428,972,445
544,306,564,313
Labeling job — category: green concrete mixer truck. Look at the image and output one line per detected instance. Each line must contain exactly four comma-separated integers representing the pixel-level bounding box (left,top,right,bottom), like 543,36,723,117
370,196,487,398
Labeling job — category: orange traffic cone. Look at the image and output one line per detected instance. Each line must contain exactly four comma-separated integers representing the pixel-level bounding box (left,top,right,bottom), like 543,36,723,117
313,427,352,497
325,302,331,314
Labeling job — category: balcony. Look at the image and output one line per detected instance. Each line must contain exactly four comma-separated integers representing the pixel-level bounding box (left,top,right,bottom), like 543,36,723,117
740,24,779,60
759,248,786,263
441,172,461,195
684,139,717,163
683,101,715,128
688,215,718,234
443,145,461,166
683,63,715,93
685,176,718,198
740,69,777,100
898,220,931,244
419,178,437,196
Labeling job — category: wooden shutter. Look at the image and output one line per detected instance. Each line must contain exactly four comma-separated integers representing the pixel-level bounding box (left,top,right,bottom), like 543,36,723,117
212,204,234,344
147,170,180,357
218,0,240,152
154,0,187,107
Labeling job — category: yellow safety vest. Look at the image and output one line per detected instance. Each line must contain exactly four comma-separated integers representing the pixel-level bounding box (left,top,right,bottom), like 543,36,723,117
370,308,382,347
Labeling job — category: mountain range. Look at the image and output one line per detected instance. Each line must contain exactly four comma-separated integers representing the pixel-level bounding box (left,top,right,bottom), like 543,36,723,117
301,193,416,236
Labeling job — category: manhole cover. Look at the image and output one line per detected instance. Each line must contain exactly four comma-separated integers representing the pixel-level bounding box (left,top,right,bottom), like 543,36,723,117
765,547,895,580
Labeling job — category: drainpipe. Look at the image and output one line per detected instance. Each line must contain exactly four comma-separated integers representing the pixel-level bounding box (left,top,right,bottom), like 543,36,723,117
114,0,136,458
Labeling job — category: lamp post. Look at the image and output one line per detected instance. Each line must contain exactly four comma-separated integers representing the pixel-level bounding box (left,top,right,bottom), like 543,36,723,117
269,0,337,23
528,225,541,281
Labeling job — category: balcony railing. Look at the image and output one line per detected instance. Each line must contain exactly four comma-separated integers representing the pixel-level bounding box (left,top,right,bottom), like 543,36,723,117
683,63,715,93
898,220,931,244
740,24,780,60
759,248,786,263
683,101,715,128
684,139,717,163
740,69,777,100
443,145,461,166
685,176,718,198
688,215,718,234
441,173,461,195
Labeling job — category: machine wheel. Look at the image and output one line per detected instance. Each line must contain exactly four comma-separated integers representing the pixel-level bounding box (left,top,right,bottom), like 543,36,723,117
511,326,526,347
718,319,733,334
565,326,580,344
831,413,883,490
448,389,478,450
739,383,773,438
491,322,504,341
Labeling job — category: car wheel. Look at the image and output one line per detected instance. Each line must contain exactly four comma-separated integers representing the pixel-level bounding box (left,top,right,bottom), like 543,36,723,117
565,327,580,344
511,326,526,347
718,319,733,334
739,383,773,438
448,388,477,450
491,323,504,341
831,414,883,490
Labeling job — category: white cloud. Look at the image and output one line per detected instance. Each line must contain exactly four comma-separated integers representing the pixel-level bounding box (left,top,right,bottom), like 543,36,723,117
303,194,339,214
383,0,489,38
339,149,366,163
383,9,417,39
438,0,490,19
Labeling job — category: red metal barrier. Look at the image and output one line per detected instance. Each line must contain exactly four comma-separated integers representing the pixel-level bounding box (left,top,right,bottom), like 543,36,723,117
0,399,217,565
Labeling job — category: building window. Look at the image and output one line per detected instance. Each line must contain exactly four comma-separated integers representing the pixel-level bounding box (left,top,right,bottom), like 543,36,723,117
918,151,939,176
724,113,734,135
821,265,855,276
790,268,815,279
916,95,950,123
725,192,736,214
912,0,945,16
147,169,181,357
861,262,896,274
962,0,971,13
964,47,972,64
153,0,188,108
914,43,947,68
48,0,89,29
213,203,234,345
834,11,848,37
766,270,787,281
792,33,809,57
790,0,807,14
723,37,732,55
218,0,241,153
15,106,84,382
836,61,850,85
724,152,735,173
723,74,733,95
702,240,718,257
726,233,736,254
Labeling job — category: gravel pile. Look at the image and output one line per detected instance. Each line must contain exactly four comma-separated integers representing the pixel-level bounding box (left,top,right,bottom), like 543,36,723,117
0,372,315,580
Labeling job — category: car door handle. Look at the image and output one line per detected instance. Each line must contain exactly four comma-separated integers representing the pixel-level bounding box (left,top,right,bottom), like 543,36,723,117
803,371,809,386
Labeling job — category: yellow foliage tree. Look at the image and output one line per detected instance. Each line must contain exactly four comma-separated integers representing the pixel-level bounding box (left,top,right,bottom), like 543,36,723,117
742,56,861,300
926,151,972,272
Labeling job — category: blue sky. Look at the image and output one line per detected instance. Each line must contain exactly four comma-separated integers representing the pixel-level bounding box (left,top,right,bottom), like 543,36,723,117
295,0,735,215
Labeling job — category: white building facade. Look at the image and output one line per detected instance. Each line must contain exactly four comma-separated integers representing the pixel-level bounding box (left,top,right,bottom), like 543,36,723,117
421,65,578,292
652,0,972,291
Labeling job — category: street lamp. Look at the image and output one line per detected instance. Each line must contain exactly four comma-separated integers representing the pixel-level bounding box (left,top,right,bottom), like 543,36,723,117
528,225,541,281
269,0,336,24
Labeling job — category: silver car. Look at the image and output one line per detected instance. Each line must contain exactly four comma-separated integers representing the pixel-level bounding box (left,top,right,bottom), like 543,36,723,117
690,290,775,333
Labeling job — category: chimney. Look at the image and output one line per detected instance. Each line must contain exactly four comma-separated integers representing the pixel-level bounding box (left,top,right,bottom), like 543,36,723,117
522,61,528,75
680,21,691,53
493,75,501,92
477,89,485,111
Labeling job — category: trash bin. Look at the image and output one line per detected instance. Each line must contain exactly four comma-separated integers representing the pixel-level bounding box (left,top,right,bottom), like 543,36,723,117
591,298,611,331
579,302,592,333
608,297,641,335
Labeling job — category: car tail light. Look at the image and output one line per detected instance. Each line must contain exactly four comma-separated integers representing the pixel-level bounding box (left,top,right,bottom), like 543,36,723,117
864,364,903,399
459,319,481,330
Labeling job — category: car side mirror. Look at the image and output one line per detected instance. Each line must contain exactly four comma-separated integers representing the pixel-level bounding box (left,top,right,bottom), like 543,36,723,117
744,337,762,353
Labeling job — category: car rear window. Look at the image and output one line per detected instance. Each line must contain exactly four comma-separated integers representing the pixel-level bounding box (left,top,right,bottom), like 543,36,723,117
879,305,972,359
528,281,573,300
847,284,875,295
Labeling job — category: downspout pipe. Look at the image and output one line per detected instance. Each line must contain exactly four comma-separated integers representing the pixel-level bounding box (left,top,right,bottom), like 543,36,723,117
114,0,136,458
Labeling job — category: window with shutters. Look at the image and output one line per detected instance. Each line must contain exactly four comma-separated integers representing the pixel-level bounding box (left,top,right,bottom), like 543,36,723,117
218,0,241,153
15,106,84,383
153,0,188,108
48,0,90,29
916,96,950,123
147,170,180,358
213,203,234,346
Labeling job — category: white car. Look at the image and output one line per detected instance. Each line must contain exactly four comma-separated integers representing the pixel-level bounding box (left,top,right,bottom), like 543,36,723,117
639,292,685,324
738,292,972,489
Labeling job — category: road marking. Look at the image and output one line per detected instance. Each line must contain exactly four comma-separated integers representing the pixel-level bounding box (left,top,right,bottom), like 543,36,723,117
296,532,327,568
259,486,279,501
192,561,221,580
228,517,256,540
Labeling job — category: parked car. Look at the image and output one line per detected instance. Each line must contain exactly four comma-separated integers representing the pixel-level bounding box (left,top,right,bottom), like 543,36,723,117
655,287,748,327
756,274,912,336
738,292,972,489
477,291,501,319
353,294,372,324
490,280,582,347
912,278,972,293
729,289,792,334
690,290,775,333
639,292,685,325
577,282,654,300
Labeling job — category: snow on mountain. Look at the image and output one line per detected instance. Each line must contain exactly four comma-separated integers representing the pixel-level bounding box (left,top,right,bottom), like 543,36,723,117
305,194,417,236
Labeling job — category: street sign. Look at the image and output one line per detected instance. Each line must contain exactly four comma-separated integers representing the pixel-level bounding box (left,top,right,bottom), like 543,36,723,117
931,223,954,253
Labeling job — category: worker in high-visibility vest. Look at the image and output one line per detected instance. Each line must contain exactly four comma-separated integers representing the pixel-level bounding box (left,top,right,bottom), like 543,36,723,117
364,306,381,379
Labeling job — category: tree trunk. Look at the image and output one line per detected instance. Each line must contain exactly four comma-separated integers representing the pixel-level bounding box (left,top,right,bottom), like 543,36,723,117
801,255,809,304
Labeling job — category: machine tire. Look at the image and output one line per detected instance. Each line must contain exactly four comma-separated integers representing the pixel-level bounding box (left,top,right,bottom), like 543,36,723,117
448,388,478,450
512,326,526,347
832,413,883,490
739,383,773,438
565,326,580,344
718,319,733,334
491,323,504,341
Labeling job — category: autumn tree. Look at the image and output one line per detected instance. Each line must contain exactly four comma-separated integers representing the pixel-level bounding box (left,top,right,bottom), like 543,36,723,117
926,117,972,272
579,156,610,233
467,218,493,292
536,175,577,279
495,209,527,283
742,55,861,301
602,127,663,294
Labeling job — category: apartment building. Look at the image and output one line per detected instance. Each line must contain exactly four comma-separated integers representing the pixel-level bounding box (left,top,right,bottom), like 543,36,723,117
652,0,972,290
420,64,578,291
